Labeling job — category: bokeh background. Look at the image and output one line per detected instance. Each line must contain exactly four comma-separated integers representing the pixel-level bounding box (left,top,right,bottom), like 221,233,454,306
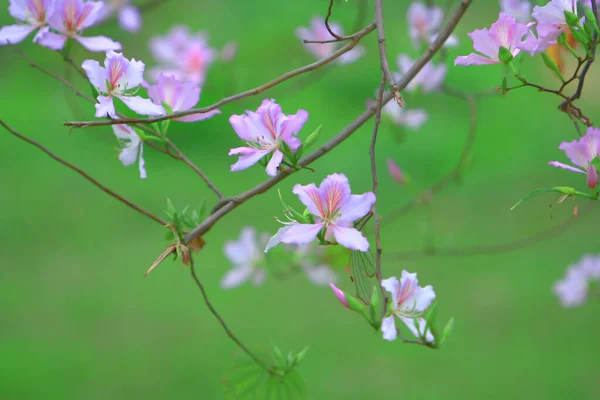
1,0,599,398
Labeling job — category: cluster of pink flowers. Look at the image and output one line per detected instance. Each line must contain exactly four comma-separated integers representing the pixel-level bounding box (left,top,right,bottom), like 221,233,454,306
0,0,121,51
554,254,600,307
549,127,600,189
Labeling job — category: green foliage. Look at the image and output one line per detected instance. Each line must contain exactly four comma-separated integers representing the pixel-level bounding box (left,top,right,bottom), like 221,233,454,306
498,46,514,64
163,198,207,241
540,53,565,83
349,250,377,305
583,5,600,36
510,187,598,210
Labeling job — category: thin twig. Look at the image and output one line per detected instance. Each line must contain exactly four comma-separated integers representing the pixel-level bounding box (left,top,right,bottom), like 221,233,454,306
374,0,403,107
325,0,344,40
64,22,377,128
188,254,274,375
1,120,167,226
182,0,473,246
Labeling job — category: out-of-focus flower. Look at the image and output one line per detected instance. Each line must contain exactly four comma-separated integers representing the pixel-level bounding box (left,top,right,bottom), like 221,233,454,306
519,0,579,55
295,17,365,64
0,0,53,45
544,28,578,72
293,243,338,286
145,73,221,122
100,0,141,32
387,159,406,184
455,13,529,66
36,0,121,51
553,253,600,308
407,2,458,49
500,0,532,23
381,271,436,342
395,54,446,92
149,25,217,84
113,124,146,178
265,173,375,252
549,127,600,189
83,51,165,118
229,99,308,176
221,227,267,289
220,41,237,62
382,99,427,129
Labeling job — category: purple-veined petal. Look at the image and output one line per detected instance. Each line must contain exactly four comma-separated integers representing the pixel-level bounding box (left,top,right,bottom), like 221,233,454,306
118,5,140,32
118,95,165,116
319,173,351,212
381,276,401,308
82,59,106,91
221,265,254,289
76,0,105,30
33,27,67,49
559,140,592,169
330,225,369,251
280,109,308,151
454,53,499,66
413,284,436,312
8,0,27,20
279,223,324,246
399,316,435,343
265,226,289,253
381,316,397,341
548,161,585,173
293,183,325,217
124,57,145,89
229,147,271,172
337,192,376,223
95,95,116,118
265,149,284,176
0,24,36,45
469,28,499,59
76,35,121,52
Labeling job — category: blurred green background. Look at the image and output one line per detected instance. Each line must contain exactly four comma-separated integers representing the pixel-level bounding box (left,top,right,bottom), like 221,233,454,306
1,0,599,398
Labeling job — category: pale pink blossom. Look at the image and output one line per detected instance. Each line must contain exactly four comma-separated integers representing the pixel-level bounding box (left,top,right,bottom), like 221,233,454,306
395,54,446,93
553,253,600,308
36,0,121,52
549,127,600,189
382,99,428,129
455,13,529,66
149,25,216,84
145,73,220,122
293,243,338,286
295,17,365,64
229,99,308,176
381,271,436,342
265,173,375,252
500,0,532,23
519,0,579,55
0,0,54,45
83,51,165,118
407,2,458,49
221,227,267,289
112,124,146,178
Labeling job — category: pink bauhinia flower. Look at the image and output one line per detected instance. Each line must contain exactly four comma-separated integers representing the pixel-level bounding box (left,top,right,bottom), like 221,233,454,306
519,0,579,55
149,25,216,84
35,0,121,52
407,2,458,49
221,227,267,289
0,0,54,45
228,99,308,176
112,124,146,178
295,17,365,64
455,13,529,66
145,73,221,122
381,271,436,342
549,127,600,189
395,54,446,92
83,51,165,118
500,0,532,24
265,173,375,252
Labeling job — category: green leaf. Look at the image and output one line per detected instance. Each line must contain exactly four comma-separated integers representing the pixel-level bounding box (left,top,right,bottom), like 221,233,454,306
583,5,600,35
564,10,580,27
166,198,176,215
439,317,455,347
541,52,565,82
349,251,377,305
303,124,322,150
511,187,598,210
500,76,508,95
223,362,307,399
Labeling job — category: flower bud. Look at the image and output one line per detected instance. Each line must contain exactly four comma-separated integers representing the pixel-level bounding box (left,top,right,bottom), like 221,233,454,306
329,283,365,312
386,159,406,184
498,46,513,64
564,11,580,27
304,125,322,150
587,165,598,189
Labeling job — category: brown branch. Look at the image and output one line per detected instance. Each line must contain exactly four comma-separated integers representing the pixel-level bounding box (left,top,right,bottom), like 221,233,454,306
64,22,377,128
1,120,167,226
388,209,585,260
374,0,403,107
182,0,473,246
324,0,344,40
383,87,477,225
188,254,273,376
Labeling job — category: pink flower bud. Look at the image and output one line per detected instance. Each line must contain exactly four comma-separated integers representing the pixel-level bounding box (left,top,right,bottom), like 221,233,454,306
386,159,405,184
329,283,349,309
587,165,598,189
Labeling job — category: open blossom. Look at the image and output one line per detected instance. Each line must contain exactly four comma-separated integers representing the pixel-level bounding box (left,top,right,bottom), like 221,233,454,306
265,173,376,252
407,2,458,49
549,127,600,189
145,73,221,122
229,99,308,176
395,54,446,93
455,13,529,66
295,17,365,64
221,227,267,289
381,271,436,342
113,124,146,178
382,99,427,129
0,0,53,45
149,25,216,84
554,254,600,307
36,0,121,52
83,51,165,118
519,0,579,55
500,0,532,24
